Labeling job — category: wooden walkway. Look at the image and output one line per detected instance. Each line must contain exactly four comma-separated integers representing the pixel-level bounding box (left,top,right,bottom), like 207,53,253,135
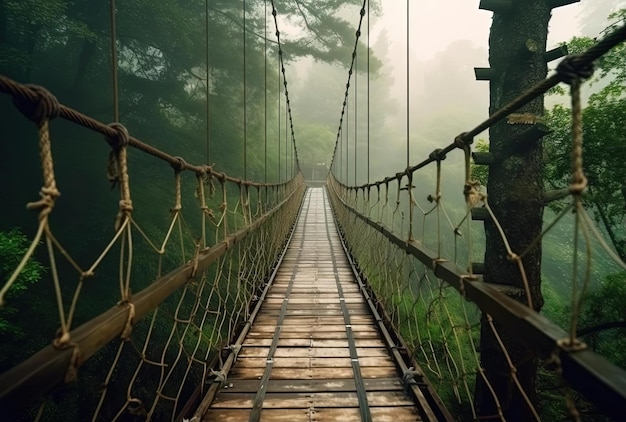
198,188,429,421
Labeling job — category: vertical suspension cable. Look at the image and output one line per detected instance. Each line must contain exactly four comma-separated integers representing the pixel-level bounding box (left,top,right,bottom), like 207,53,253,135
346,93,349,183
367,0,370,184
206,0,211,165
278,56,281,182
285,98,288,179
355,54,358,186
406,0,410,168
109,0,119,122
264,0,268,183
243,0,247,180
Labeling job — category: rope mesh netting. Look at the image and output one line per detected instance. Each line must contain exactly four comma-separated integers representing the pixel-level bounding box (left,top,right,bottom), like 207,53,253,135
0,76,305,420
326,21,626,421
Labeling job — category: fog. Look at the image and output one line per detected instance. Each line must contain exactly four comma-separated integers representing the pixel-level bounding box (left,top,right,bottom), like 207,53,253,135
289,0,626,182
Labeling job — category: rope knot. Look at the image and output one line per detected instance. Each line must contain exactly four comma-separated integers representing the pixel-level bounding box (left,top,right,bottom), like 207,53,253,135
463,180,482,208
171,156,187,173
429,148,446,161
115,199,133,231
556,55,594,85
569,175,588,196
106,122,130,150
13,84,60,124
26,186,61,219
454,132,471,149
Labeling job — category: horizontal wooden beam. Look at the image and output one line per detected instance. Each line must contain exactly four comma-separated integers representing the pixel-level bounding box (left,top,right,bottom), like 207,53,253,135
472,152,496,165
474,67,496,81
545,44,569,62
471,207,491,221
510,123,552,146
550,0,580,9
470,262,485,274
543,188,570,204
479,0,513,13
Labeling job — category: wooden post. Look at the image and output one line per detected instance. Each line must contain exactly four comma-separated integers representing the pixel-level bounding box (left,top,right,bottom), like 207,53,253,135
474,67,496,81
550,0,580,9
544,44,569,62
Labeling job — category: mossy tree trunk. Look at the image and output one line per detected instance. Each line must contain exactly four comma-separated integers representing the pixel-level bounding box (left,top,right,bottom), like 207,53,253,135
476,1,551,420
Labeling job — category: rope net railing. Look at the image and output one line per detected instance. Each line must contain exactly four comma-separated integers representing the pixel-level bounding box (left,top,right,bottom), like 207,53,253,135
326,21,626,421
0,75,306,420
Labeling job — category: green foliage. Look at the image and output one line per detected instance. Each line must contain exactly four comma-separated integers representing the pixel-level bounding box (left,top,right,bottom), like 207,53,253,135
544,10,626,261
471,139,489,187
0,229,45,336
578,272,626,367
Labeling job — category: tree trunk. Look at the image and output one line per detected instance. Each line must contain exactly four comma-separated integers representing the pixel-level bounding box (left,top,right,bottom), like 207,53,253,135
475,1,551,420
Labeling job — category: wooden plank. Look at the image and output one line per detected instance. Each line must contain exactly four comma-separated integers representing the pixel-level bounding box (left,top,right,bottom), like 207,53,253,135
211,391,415,408
233,356,396,368
264,298,364,304
196,189,428,421
238,347,391,358
203,405,422,422
260,307,372,315
252,316,374,326
242,338,384,348
218,377,404,394
244,330,381,340
248,324,378,333
227,366,399,380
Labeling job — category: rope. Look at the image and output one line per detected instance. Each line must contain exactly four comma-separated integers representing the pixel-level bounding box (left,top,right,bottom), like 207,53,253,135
243,0,247,180
332,22,626,190
109,0,119,122
0,75,288,188
329,0,367,174
205,0,211,165
269,0,300,175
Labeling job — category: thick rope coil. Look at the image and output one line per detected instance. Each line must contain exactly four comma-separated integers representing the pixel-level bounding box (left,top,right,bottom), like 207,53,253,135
12,84,60,124
463,180,483,209
568,79,588,196
454,132,471,150
20,87,62,220
172,162,183,213
107,123,133,231
556,55,595,85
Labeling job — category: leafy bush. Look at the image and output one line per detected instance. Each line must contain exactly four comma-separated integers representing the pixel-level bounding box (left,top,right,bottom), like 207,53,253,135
0,228,45,336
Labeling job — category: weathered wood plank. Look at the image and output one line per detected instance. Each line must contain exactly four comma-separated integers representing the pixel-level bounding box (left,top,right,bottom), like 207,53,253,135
233,356,396,368
227,366,399,380
196,189,428,421
244,330,381,340
238,347,391,358
242,338,384,348
217,377,404,394
248,324,378,333
252,316,374,326
211,391,415,408
202,406,422,422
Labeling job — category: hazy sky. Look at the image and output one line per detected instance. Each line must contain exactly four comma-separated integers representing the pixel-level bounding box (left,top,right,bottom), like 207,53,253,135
372,1,626,60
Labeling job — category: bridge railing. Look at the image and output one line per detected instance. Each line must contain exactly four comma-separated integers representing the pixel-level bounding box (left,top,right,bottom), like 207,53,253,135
0,75,305,420
326,24,626,421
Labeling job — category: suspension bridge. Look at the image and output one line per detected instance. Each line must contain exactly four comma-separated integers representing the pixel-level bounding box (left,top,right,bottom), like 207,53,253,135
1,1,626,421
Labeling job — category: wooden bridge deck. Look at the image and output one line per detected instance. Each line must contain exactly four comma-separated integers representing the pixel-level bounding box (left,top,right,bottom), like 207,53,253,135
198,188,427,421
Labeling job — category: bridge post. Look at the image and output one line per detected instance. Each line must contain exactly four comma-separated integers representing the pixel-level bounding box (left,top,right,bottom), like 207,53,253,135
476,1,557,420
